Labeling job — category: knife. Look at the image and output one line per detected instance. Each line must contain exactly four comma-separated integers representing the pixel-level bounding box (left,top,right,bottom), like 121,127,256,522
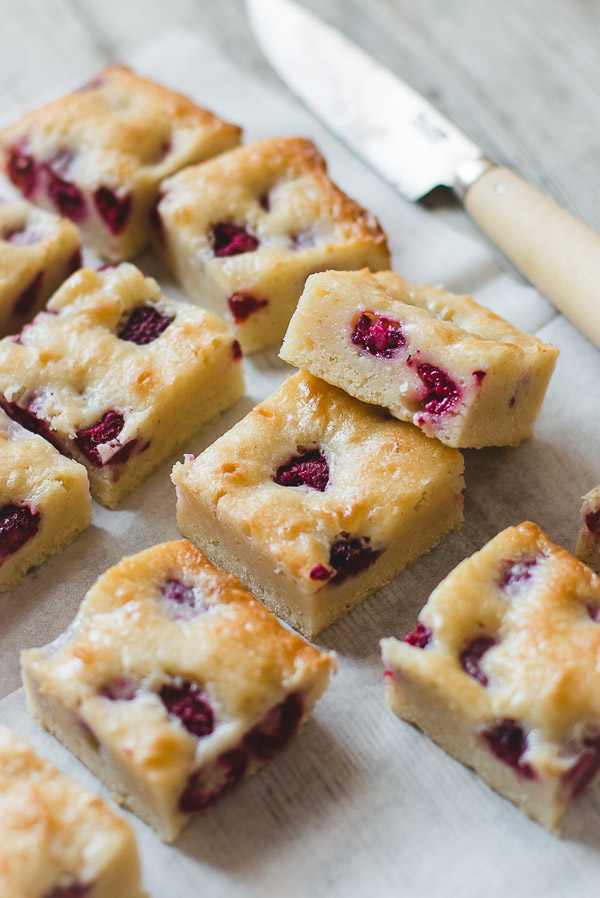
247,0,600,348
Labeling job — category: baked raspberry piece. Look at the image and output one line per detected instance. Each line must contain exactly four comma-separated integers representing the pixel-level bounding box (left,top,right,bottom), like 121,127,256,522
381,521,600,831
0,725,145,897
0,264,244,507
154,137,390,352
576,485,600,574
172,371,464,638
21,540,335,842
0,409,90,592
0,199,81,337
281,269,559,448
0,65,241,260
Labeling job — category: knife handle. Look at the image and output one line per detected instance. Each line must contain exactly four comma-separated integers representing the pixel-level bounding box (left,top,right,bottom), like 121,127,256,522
463,164,600,348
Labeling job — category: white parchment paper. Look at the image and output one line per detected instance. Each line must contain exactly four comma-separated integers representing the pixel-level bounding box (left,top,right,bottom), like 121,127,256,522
1,30,599,898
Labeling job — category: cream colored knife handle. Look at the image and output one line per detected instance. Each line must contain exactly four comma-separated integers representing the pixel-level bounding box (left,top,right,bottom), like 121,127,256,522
463,164,600,348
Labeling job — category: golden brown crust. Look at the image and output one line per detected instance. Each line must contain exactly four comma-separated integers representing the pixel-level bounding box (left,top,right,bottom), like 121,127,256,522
0,725,143,897
383,522,600,763
0,263,243,505
0,66,241,259
163,136,388,249
0,65,241,186
23,538,334,724
173,371,463,586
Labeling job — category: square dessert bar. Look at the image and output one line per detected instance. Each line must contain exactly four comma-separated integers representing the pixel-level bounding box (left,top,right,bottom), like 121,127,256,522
0,408,91,592
0,264,244,507
0,65,241,260
576,485,600,573
172,371,465,638
381,522,600,831
0,199,81,337
280,269,559,448
0,725,145,898
21,540,335,842
154,137,390,352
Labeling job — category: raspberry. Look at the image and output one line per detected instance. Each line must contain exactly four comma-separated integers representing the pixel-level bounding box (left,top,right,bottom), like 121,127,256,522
460,637,496,686
117,304,173,345
74,410,136,467
93,186,132,235
585,509,600,536
243,693,303,759
0,398,61,450
328,535,381,584
159,681,214,738
481,720,536,778
210,222,259,257
417,363,460,416
275,448,329,491
45,167,86,223
404,621,432,649
179,748,248,813
0,503,41,563
351,311,405,358
163,579,196,607
498,558,538,596
227,292,268,323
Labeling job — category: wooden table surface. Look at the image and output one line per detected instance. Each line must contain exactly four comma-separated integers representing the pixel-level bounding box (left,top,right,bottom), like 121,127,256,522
1,0,599,242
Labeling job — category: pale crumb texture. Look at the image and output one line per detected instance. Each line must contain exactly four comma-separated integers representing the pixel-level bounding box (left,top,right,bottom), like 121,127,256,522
0,409,91,592
280,269,559,448
0,264,245,507
0,724,145,898
156,137,390,353
172,370,464,638
21,540,335,842
381,521,600,831
0,199,81,337
576,485,600,573
0,65,241,260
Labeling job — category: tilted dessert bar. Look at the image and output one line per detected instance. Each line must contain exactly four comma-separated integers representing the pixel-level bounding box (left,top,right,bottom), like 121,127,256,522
280,269,559,448
21,540,335,842
0,264,244,507
0,198,81,337
0,724,145,897
576,485,600,573
0,408,91,592
381,522,600,831
154,137,390,352
0,65,241,260
172,371,465,638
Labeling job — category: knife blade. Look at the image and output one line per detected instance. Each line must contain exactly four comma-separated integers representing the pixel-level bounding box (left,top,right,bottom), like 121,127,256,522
247,0,600,348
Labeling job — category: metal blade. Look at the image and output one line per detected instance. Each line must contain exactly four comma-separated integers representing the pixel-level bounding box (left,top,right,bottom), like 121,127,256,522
247,0,484,200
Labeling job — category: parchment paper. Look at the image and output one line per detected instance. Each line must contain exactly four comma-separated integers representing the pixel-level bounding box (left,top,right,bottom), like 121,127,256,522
1,30,599,898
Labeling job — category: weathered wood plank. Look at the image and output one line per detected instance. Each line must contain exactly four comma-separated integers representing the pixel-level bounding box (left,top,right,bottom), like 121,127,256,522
0,0,598,236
